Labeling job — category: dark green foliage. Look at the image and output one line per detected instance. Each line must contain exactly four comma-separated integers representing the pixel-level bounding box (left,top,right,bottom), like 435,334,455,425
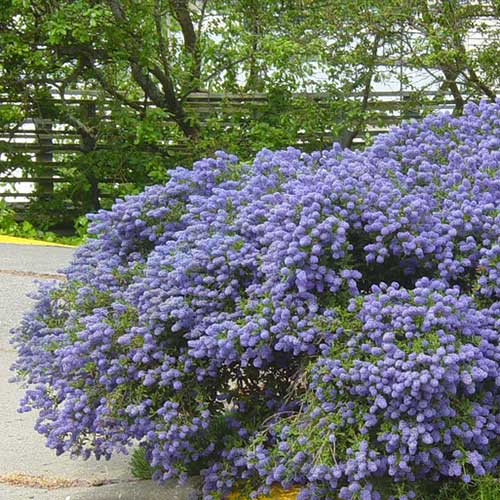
130,447,156,480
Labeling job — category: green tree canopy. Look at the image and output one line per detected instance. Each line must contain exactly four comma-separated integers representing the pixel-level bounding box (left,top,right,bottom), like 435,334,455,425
0,0,498,226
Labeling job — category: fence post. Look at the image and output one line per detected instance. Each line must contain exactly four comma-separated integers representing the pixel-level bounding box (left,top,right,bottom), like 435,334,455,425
79,100,100,211
34,116,54,196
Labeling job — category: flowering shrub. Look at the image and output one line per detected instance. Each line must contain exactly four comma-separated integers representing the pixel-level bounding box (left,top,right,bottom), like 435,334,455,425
11,100,500,499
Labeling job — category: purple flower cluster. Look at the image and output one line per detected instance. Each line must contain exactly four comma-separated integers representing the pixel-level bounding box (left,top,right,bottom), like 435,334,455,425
11,100,500,499
242,279,499,499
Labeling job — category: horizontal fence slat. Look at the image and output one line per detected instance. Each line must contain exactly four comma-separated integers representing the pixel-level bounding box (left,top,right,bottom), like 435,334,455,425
0,177,133,183
0,192,43,197
1,89,492,102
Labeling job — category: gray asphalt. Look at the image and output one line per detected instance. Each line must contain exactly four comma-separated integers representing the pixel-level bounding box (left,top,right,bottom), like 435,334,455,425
0,243,74,275
0,243,199,500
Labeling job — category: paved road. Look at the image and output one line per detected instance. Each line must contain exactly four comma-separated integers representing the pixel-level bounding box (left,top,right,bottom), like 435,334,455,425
0,243,198,500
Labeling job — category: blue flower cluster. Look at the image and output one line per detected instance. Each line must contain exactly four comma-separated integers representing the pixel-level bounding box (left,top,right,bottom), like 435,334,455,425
11,100,500,499
240,279,499,500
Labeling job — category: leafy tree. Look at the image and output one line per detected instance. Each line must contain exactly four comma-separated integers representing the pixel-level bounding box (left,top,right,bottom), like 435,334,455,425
1,0,318,225
404,0,500,114
0,0,498,227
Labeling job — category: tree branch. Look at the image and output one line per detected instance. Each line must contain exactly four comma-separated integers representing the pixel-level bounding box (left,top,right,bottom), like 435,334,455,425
343,33,382,148
462,66,497,101
168,0,201,85
90,66,144,113
153,0,172,84
54,87,95,138
196,0,209,41
105,0,198,139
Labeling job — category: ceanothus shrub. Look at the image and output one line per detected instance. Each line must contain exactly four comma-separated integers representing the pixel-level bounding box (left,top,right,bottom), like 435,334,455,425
11,100,500,499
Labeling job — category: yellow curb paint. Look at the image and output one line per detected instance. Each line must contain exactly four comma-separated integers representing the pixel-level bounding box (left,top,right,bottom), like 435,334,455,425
0,234,75,248
229,487,300,500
